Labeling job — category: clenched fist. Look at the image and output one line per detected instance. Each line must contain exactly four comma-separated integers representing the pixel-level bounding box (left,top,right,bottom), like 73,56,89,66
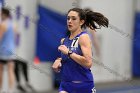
58,45,69,55
52,58,62,73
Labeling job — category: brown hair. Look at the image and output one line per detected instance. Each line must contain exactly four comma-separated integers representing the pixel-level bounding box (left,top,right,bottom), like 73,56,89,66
68,8,109,30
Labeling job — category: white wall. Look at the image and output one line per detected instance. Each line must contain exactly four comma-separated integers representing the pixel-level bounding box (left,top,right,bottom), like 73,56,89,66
80,0,135,83
4,0,37,61
3,0,54,91
136,0,140,12
40,0,80,14
2,0,51,91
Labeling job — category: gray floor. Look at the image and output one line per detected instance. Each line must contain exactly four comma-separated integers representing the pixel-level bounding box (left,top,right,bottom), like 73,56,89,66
96,78,140,93
15,78,140,93
49,78,140,93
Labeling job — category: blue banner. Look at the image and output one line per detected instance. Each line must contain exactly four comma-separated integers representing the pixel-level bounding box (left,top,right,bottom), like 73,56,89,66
133,12,140,77
36,5,67,62
0,0,4,6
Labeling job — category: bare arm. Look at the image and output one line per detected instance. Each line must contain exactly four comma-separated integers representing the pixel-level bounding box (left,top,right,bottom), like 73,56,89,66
69,34,93,68
52,58,62,72
52,38,65,72
0,23,6,40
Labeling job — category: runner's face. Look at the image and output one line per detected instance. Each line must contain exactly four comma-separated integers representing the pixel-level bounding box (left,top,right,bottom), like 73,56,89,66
67,11,83,32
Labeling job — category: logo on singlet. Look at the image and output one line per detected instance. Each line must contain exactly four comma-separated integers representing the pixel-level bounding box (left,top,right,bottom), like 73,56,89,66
92,87,96,93
70,37,79,51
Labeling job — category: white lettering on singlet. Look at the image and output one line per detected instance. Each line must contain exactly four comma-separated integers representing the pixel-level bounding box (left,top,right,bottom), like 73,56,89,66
92,87,96,93
70,37,79,51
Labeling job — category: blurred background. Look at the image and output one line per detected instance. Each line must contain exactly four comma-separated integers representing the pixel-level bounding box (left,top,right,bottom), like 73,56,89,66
0,0,140,93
